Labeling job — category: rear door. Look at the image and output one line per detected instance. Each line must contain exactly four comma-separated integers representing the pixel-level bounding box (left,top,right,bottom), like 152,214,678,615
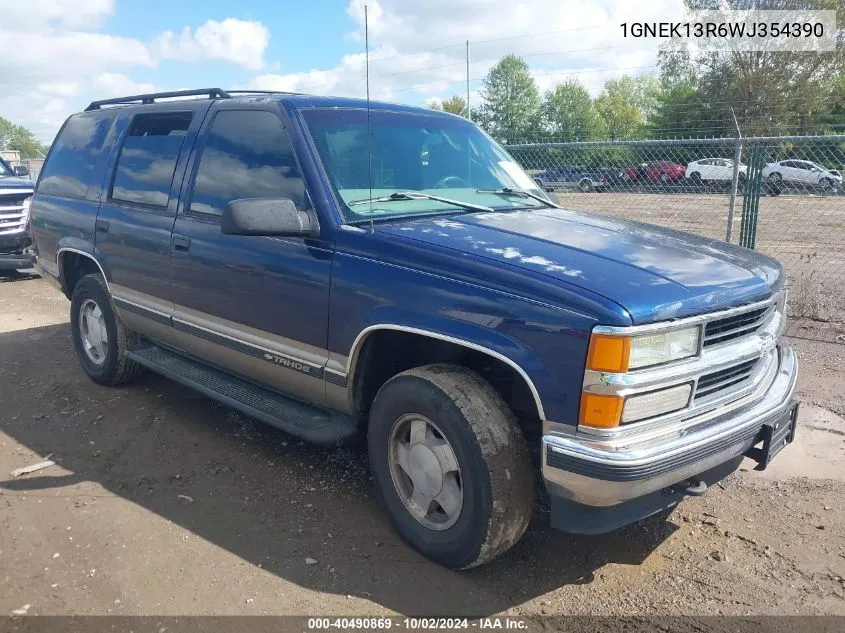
95,103,211,331
168,104,333,406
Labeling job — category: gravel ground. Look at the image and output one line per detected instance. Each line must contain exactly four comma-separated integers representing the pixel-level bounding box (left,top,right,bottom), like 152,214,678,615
0,274,843,617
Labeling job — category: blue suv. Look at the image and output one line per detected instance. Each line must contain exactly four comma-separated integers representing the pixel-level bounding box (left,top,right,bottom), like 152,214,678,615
31,89,798,569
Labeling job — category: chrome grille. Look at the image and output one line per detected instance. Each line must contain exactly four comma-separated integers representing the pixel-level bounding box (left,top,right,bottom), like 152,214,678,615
695,359,757,401
0,192,30,236
703,304,774,347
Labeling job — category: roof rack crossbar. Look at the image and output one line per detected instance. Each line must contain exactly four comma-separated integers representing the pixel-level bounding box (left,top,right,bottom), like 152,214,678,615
85,88,232,111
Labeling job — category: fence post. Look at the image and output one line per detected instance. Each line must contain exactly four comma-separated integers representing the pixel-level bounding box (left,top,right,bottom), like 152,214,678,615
726,109,742,243
739,146,764,250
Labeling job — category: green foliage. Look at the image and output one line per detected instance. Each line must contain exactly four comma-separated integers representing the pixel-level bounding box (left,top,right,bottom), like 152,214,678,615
428,95,468,117
541,80,605,141
0,116,47,159
477,55,541,142
654,0,845,136
594,77,646,140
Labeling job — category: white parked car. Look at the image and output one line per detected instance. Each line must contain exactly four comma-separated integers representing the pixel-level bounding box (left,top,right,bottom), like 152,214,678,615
762,160,842,190
685,158,746,183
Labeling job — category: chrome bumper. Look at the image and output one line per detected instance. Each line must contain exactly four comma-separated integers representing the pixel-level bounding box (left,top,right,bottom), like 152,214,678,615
542,345,797,507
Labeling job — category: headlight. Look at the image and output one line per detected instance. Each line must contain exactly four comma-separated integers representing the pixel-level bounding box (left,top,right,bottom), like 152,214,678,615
586,326,700,373
628,327,699,369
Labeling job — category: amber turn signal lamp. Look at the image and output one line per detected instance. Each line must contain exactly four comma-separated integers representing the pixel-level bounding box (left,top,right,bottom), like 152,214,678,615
579,392,624,428
586,334,631,373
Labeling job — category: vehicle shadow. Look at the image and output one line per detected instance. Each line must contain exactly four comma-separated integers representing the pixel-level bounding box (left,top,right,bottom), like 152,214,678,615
0,270,39,283
0,323,678,616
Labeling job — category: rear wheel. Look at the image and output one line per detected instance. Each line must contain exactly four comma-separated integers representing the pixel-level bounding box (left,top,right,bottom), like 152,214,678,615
70,274,144,386
689,172,702,184
579,179,593,193
368,364,533,569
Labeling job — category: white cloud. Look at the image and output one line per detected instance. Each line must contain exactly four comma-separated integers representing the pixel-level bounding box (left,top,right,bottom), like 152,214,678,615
249,0,684,107
35,82,82,98
0,0,114,29
152,19,270,70
0,2,271,143
93,73,156,98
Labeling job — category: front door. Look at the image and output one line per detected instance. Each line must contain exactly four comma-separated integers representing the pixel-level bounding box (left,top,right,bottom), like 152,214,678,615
169,106,333,406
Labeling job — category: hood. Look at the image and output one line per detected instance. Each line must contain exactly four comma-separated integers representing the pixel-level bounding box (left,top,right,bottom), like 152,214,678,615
0,175,35,189
378,208,781,324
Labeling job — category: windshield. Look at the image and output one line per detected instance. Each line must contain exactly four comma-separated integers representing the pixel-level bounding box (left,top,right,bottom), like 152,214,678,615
301,108,549,221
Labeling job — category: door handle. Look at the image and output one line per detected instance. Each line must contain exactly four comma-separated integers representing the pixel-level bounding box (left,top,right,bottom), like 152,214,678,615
172,235,191,252
95,219,109,233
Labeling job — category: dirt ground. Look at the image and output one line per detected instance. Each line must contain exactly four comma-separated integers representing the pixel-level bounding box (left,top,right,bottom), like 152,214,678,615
0,274,843,617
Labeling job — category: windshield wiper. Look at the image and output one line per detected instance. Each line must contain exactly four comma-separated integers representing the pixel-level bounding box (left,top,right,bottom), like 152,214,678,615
348,191,493,213
476,188,561,209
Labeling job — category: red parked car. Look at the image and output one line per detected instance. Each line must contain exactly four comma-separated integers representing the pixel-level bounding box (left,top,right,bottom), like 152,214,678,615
645,160,686,182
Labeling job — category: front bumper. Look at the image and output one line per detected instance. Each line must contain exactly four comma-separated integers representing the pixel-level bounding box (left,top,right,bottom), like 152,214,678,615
0,232,34,270
542,346,797,529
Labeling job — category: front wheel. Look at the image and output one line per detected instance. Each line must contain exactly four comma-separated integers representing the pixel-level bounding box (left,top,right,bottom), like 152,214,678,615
368,364,533,569
820,177,836,192
579,179,593,192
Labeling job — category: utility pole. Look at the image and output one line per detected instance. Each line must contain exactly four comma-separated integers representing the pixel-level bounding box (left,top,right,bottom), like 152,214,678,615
466,40,471,121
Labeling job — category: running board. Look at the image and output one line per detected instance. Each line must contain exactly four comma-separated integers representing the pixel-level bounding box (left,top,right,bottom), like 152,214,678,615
127,344,358,446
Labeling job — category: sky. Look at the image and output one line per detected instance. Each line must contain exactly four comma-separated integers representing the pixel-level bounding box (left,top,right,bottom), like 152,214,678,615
0,0,686,144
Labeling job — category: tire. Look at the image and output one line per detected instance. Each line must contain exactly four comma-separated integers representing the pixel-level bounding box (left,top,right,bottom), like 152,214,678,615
579,179,593,193
660,173,669,183
819,177,835,191
688,172,702,185
70,273,144,386
768,172,782,183
368,364,533,570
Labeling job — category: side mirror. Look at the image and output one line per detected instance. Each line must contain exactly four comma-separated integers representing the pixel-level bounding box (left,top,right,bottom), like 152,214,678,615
221,198,317,237
13,165,29,177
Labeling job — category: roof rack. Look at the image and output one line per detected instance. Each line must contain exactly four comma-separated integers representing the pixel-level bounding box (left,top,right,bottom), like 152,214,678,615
224,90,303,96
85,88,232,111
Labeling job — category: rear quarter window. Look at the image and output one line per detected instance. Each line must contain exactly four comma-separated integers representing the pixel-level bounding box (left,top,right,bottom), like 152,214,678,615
38,114,114,199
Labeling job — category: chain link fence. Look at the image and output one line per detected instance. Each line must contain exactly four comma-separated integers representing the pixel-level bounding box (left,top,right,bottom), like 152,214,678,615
506,135,845,344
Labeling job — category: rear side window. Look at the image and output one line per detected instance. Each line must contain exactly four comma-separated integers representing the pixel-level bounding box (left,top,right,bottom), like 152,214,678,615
189,110,308,216
38,114,113,199
110,112,193,207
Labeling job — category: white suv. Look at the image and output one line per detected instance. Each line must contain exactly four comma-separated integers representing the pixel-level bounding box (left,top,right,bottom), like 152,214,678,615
685,158,746,183
763,160,842,190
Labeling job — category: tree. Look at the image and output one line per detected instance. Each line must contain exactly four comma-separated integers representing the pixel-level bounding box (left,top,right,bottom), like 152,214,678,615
646,78,714,138
594,76,646,140
541,80,605,140
477,55,541,142
0,116,47,158
428,95,468,117
657,0,845,136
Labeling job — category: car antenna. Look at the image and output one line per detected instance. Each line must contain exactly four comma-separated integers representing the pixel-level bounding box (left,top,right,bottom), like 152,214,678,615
365,4,374,233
